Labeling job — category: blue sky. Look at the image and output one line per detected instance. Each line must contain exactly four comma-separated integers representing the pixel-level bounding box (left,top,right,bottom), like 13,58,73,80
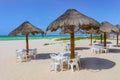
0,0,120,35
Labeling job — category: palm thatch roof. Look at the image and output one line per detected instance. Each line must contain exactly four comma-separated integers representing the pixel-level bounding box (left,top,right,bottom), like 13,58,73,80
112,26,119,33
116,25,120,33
116,25,120,28
83,28,100,34
9,21,44,36
100,21,116,33
46,9,100,59
9,21,44,57
46,9,100,33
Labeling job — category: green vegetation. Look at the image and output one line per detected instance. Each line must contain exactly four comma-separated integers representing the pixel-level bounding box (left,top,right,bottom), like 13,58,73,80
43,43,50,46
56,36,88,41
56,35,109,41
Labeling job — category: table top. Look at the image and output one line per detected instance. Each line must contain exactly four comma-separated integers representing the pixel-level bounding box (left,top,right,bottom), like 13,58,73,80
51,52,78,60
16,48,36,53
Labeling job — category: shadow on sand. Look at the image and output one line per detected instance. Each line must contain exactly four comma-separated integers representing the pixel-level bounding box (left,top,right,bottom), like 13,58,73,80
80,57,115,70
109,48,120,53
35,53,51,60
112,45,120,47
101,41,112,44
75,47,90,50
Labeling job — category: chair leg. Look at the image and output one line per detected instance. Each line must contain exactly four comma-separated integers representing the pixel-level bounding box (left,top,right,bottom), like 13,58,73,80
54,64,57,72
71,64,74,72
77,63,79,70
68,64,70,70
103,49,108,53
77,62,80,70
61,63,63,71
50,63,54,71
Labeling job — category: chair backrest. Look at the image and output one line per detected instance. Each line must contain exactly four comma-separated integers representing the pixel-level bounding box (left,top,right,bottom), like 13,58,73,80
49,53,60,60
50,53,61,65
107,45,109,48
50,53,56,58
16,50,27,61
76,54,80,61
33,48,37,54
68,58,78,64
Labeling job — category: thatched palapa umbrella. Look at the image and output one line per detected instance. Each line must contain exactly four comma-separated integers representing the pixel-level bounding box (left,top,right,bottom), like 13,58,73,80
46,9,100,59
100,21,115,48
9,21,44,56
83,28,99,45
113,25,120,47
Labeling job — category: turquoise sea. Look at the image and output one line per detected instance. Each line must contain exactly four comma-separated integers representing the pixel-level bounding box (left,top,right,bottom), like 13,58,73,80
0,34,89,41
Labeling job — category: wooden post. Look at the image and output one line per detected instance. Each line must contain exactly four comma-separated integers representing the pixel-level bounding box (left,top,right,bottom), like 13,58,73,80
100,34,102,44
90,33,92,45
26,34,29,56
70,27,75,59
116,33,119,47
104,32,106,48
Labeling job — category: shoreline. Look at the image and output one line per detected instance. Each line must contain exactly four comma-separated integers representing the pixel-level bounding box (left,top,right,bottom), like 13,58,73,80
0,34,90,41
0,34,119,41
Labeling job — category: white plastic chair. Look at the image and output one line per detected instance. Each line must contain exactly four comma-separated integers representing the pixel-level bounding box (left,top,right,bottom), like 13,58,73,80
60,57,68,71
75,54,81,69
90,44,96,53
16,49,27,62
28,48,37,59
16,51,22,62
102,45,109,53
53,59,61,72
64,42,70,51
49,53,56,69
68,58,79,72
32,48,37,59
91,45,102,54
49,53,61,72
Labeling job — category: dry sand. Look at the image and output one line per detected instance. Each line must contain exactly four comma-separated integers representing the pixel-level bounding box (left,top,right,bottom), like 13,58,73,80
0,39,120,80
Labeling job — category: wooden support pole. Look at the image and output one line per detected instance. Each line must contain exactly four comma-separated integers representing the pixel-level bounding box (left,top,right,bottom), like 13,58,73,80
100,34,102,44
70,27,75,59
104,32,106,48
26,34,29,56
90,33,92,45
116,33,119,47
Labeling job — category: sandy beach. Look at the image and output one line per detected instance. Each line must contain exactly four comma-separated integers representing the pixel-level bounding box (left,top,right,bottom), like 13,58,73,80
0,39,120,80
